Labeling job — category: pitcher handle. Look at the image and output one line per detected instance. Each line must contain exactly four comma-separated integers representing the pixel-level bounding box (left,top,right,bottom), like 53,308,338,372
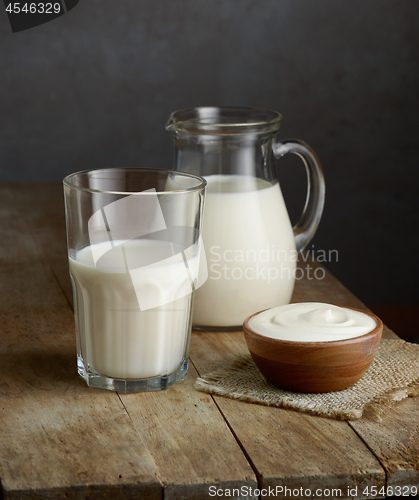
273,139,325,252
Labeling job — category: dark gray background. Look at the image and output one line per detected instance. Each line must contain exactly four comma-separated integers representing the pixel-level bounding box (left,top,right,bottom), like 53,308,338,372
1,0,418,309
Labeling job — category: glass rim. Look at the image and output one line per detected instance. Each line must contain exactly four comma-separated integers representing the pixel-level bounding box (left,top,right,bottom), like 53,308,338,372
63,167,207,195
166,106,282,134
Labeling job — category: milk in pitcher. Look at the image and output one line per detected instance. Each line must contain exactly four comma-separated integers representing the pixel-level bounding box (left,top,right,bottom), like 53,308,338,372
193,175,297,328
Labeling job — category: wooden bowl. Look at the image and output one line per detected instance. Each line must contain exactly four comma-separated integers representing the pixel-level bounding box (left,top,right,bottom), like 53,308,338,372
243,306,383,393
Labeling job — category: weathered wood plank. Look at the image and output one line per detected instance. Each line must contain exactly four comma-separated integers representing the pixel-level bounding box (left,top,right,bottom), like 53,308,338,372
120,365,257,500
190,330,385,499
350,397,419,489
291,256,398,340
2,183,73,305
1,184,258,498
0,198,162,499
3,184,418,498
190,259,418,496
294,259,419,487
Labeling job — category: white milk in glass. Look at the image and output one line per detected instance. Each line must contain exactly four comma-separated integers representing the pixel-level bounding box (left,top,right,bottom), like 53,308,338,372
69,239,194,379
193,175,296,328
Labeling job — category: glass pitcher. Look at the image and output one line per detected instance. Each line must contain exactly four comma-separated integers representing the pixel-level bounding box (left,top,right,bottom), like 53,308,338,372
166,106,325,330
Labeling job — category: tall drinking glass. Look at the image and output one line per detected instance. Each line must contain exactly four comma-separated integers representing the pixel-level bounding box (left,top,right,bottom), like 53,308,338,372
63,168,206,393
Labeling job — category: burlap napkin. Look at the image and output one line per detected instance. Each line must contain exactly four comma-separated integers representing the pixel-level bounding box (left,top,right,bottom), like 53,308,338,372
194,339,419,420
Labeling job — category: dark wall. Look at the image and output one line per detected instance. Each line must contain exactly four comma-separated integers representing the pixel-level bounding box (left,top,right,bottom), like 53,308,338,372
1,0,418,307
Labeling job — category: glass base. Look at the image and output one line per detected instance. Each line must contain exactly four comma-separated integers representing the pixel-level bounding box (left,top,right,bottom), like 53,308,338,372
77,356,188,393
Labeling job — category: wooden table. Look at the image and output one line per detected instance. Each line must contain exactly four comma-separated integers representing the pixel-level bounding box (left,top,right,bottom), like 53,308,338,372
0,184,417,499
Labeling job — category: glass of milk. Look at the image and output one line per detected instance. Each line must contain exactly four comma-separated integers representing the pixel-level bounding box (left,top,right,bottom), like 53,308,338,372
166,107,325,330
63,168,206,392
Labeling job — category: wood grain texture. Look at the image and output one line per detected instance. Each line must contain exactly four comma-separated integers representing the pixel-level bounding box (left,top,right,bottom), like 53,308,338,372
119,365,257,500
1,184,417,499
190,330,385,498
292,256,419,487
0,184,258,499
0,193,162,499
350,397,419,488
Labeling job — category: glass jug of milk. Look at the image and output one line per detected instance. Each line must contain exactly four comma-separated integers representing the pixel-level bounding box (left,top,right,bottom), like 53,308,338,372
166,107,325,330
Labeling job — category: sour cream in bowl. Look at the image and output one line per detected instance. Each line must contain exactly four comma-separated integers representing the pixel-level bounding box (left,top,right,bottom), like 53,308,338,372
243,303,383,393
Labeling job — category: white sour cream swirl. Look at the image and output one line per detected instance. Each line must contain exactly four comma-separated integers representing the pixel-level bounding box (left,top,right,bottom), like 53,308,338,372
248,302,376,342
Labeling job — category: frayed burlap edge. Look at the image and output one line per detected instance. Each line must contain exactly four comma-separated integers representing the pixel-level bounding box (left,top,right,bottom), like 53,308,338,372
194,339,419,421
361,384,419,421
